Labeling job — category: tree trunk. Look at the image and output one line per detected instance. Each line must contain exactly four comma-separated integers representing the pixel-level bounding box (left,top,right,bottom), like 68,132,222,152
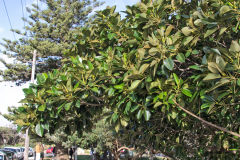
55,144,69,160
24,128,29,160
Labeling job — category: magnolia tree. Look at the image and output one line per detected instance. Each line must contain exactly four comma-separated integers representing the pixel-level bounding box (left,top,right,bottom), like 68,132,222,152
6,0,240,159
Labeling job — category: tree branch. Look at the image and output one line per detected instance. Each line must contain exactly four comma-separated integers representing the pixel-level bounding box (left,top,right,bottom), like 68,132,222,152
173,100,240,138
117,147,134,153
80,101,103,107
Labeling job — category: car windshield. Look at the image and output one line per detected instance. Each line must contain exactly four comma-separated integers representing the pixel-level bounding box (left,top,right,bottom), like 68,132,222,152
6,149,16,153
21,148,24,152
17,149,20,152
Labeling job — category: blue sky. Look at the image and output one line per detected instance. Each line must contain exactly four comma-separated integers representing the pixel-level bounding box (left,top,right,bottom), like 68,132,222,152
0,0,139,127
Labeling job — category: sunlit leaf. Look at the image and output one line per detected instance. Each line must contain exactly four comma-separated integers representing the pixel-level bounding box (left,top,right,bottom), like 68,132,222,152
163,58,174,70
129,80,142,91
144,110,151,121
35,123,44,137
182,89,192,97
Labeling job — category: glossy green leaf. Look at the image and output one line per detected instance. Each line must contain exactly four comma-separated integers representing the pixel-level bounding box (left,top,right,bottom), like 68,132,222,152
219,27,227,35
237,79,240,86
171,111,177,119
66,78,72,91
22,88,33,95
144,110,151,121
211,48,221,55
223,139,229,149
107,33,116,40
87,61,94,70
139,64,150,74
204,28,218,38
76,100,81,108
194,19,202,26
219,5,231,16
112,113,118,123
36,74,47,84
173,73,180,86
129,80,142,91
42,73,48,80
38,104,46,112
149,48,158,56
114,83,124,90
35,123,44,137
133,31,141,41
182,89,192,97
181,27,192,36
91,87,99,93
183,36,193,46
176,53,185,63
73,82,80,90
138,48,145,60
165,25,174,36
201,103,211,109
137,110,143,120
203,73,221,81
189,65,202,71
208,62,221,73
64,102,72,111
131,105,139,113
163,57,174,70
154,102,162,108
115,123,120,133
124,101,131,114
43,123,49,131
120,119,128,127
192,50,199,55
108,88,115,96
216,56,226,71
126,39,138,45
17,125,22,133
229,41,240,52
206,78,230,92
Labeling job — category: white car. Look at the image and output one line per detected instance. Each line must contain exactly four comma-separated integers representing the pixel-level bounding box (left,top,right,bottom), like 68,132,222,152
4,147,23,160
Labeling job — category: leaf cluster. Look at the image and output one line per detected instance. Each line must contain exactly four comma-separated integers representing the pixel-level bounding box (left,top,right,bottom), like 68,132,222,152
9,0,240,159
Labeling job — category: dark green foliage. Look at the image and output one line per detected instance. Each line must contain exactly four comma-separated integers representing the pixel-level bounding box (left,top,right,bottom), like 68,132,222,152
0,0,102,84
0,127,24,146
5,0,240,159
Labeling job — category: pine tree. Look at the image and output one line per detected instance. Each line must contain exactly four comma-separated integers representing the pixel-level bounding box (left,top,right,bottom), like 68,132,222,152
0,0,102,85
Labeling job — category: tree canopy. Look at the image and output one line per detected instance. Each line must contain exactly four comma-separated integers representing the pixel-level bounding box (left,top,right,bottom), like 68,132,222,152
0,127,24,147
5,0,240,159
0,0,102,84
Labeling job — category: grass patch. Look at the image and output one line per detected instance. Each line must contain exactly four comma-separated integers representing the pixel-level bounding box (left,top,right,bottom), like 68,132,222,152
77,155,92,160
